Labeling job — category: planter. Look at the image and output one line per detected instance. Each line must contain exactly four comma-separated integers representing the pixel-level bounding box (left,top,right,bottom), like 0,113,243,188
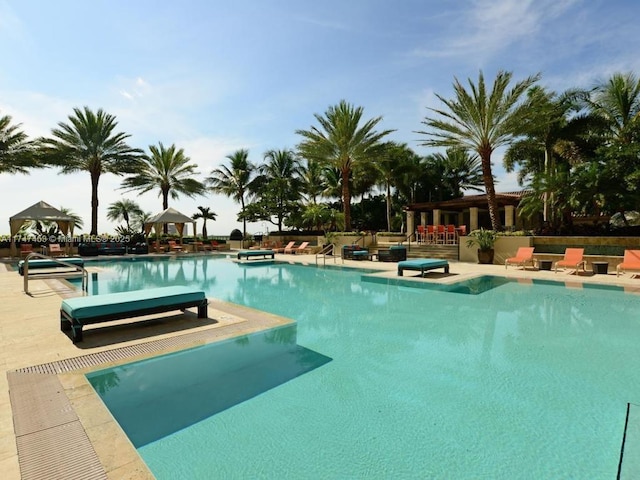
477,249,495,264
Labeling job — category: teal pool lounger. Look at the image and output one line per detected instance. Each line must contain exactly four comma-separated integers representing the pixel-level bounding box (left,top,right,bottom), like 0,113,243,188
18,257,84,275
60,286,208,343
398,259,450,277
237,249,275,260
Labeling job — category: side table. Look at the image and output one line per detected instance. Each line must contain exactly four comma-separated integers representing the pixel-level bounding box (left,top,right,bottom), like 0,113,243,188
591,261,609,274
537,259,553,271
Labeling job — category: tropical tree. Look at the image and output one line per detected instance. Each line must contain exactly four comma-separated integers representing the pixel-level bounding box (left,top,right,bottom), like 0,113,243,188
0,113,40,174
131,210,154,235
31,206,83,236
246,149,303,232
207,149,258,241
418,71,540,230
296,100,394,230
121,142,207,211
193,206,217,239
39,106,143,234
107,199,143,232
299,159,326,204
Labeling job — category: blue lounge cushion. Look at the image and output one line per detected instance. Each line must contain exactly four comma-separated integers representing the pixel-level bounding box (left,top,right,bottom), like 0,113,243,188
390,245,406,250
398,259,448,269
61,286,206,320
18,258,84,275
238,249,274,256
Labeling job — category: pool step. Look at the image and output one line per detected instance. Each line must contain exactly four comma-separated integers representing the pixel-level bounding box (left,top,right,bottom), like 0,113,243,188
618,402,640,478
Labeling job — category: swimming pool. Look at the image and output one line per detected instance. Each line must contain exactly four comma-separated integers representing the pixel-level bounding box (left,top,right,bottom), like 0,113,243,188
84,256,640,478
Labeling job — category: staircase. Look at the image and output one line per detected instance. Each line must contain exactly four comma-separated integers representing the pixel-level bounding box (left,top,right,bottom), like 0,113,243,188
374,242,459,261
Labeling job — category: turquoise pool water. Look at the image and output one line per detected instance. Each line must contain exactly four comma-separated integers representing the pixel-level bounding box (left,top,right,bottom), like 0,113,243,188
84,256,640,479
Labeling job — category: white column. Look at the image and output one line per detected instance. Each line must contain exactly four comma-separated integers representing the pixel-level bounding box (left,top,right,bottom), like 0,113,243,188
406,211,415,237
420,212,427,226
433,209,441,226
470,207,479,231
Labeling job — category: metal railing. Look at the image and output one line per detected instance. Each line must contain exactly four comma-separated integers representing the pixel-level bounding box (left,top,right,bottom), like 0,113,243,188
22,252,88,295
315,244,336,266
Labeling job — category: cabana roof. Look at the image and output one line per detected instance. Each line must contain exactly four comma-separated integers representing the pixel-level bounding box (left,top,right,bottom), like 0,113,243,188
405,191,529,212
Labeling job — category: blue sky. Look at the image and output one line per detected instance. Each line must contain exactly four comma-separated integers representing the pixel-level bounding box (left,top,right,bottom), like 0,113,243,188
1,0,639,236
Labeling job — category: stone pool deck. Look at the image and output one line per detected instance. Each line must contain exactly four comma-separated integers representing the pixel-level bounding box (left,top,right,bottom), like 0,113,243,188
1,253,639,478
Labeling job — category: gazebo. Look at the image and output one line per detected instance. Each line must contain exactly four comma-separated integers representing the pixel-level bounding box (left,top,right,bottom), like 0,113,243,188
9,201,76,257
144,208,196,251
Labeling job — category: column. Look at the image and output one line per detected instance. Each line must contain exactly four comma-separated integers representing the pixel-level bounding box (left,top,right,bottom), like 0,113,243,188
433,209,441,226
505,205,515,229
470,207,479,231
406,211,415,237
420,212,427,226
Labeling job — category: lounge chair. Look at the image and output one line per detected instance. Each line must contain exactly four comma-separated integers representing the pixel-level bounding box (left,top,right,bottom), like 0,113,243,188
275,241,295,254
505,247,535,269
60,286,208,343
398,258,449,276
616,250,640,277
377,245,407,262
237,249,275,260
167,240,183,253
554,248,586,273
286,242,310,254
20,244,34,257
48,243,64,257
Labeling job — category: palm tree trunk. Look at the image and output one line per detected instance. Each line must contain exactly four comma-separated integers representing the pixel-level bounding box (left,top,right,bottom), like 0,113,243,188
480,151,502,230
90,171,100,235
162,190,169,234
386,182,392,232
342,168,351,230
241,197,246,248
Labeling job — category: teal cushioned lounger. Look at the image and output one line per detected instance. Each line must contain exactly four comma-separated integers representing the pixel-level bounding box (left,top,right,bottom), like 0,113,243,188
60,286,208,343
397,259,449,276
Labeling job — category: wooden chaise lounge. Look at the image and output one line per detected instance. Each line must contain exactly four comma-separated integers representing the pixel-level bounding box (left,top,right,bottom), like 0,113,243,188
237,249,275,260
398,258,450,277
60,286,208,343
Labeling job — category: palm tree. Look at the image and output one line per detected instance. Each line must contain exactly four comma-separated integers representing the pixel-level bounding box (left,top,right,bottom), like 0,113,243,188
299,159,326,204
207,149,257,241
39,106,143,234
0,113,40,174
296,100,394,230
586,72,640,144
429,148,484,198
107,199,143,232
418,71,540,230
255,149,302,232
193,206,217,239
121,142,207,211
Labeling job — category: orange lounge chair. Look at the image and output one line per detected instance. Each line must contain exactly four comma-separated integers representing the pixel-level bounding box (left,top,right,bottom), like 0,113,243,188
616,250,640,277
275,241,295,254
20,244,34,257
48,243,65,257
288,241,310,254
505,247,535,269
554,248,586,273
167,240,183,253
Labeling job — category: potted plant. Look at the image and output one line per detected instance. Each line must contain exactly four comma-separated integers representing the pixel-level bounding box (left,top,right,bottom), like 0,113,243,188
466,228,497,264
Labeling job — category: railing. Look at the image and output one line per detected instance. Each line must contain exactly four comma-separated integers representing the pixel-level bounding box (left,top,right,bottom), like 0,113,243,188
403,232,415,252
22,252,88,296
315,244,336,266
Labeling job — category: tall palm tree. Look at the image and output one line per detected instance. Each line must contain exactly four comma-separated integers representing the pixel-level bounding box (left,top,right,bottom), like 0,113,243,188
192,206,217,239
586,72,640,144
299,159,326,204
0,113,40,174
418,71,540,230
296,100,394,230
429,148,484,198
107,199,143,231
206,149,257,241
39,106,143,234
256,149,302,232
121,142,207,211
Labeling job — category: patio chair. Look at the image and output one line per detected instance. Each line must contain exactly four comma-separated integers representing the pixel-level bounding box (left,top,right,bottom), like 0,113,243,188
435,225,446,244
20,244,34,257
505,247,535,269
167,240,183,253
554,248,586,273
274,241,295,254
425,225,435,244
48,243,64,257
285,241,310,254
445,225,457,244
616,250,640,277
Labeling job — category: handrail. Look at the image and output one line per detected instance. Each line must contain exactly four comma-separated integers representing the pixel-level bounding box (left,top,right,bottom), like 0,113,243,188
403,232,416,251
23,252,88,295
315,244,336,266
